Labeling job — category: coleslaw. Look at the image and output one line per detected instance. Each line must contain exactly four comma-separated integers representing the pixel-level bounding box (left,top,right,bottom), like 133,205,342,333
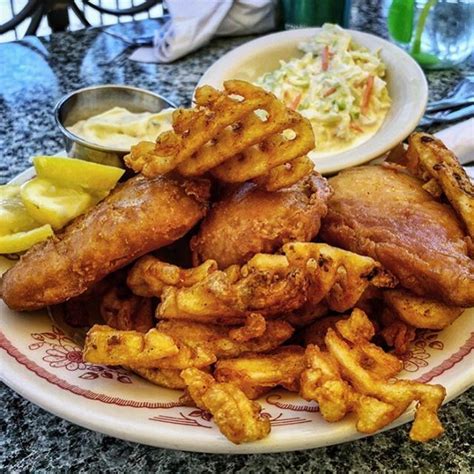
256,24,391,155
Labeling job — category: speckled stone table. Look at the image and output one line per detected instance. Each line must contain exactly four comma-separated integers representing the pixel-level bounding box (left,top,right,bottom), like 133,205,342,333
1,1,473,471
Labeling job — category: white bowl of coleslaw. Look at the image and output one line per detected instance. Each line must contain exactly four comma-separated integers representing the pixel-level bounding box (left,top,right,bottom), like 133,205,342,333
198,25,428,175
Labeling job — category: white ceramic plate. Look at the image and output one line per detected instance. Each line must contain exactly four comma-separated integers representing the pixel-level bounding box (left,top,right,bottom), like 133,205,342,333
1,168,473,454
197,28,428,175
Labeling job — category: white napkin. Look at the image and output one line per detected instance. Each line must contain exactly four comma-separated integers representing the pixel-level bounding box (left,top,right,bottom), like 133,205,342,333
434,118,474,180
129,0,276,63
434,117,474,165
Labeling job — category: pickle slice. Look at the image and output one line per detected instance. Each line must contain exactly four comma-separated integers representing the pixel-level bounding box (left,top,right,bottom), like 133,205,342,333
33,155,124,192
0,184,39,236
0,224,53,254
21,177,93,230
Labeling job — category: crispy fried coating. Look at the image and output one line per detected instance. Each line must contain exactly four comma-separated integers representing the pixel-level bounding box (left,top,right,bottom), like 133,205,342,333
228,313,267,342
280,301,329,328
129,367,187,389
320,165,474,306
303,315,349,349
181,368,271,444
211,109,314,182
158,242,396,323
379,308,417,355
384,288,464,330
127,256,218,297
83,325,178,367
255,155,314,192
406,133,474,237
191,173,332,268
118,318,293,371
157,319,294,359
0,175,210,311
300,309,446,442
100,285,154,333
214,346,306,399
124,81,315,191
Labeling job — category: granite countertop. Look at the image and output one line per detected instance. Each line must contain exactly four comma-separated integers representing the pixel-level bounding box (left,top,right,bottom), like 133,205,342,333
1,0,473,471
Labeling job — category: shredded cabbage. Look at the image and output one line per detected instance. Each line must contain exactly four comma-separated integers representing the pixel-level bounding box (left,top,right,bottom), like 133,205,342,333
256,24,391,153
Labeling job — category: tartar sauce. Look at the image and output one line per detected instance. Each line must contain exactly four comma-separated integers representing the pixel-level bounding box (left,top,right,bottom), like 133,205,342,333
67,106,174,150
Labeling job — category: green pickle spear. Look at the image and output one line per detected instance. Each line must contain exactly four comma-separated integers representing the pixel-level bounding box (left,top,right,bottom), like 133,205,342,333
33,155,125,192
21,177,94,230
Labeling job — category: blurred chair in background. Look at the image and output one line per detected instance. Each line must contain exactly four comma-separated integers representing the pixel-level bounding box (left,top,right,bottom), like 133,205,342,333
0,0,164,42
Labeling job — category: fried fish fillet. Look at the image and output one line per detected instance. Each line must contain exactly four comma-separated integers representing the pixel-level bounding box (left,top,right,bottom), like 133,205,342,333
0,175,210,311
191,173,332,268
320,166,474,306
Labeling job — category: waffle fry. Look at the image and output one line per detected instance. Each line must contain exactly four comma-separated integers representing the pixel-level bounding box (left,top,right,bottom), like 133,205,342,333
211,111,314,182
181,368,271,444
130,367,187,389
255,155,314,192
300,309,446,442
124,81,315,190
156,242,396,323
127,255,218,297
83,325,178,367
215,346,305,399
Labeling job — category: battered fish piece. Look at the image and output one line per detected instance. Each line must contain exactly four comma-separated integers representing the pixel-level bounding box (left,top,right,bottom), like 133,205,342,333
0,175,210,311
191,172,332,268
320,166,474,307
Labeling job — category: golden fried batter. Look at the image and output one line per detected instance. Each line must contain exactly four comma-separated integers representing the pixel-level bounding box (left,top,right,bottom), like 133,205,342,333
214,346,305,399
300,309,446,442
181,368,271,444
320,166,474,306
158,242,395,323
191,173,332,268
0,175,210,311
383,289,463,330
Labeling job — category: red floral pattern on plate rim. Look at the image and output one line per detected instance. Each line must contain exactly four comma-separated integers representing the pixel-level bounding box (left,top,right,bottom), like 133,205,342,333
1,327,473,413
29,325,133,384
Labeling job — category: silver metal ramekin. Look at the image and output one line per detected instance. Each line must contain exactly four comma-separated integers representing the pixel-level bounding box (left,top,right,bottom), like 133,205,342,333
54,84,176,167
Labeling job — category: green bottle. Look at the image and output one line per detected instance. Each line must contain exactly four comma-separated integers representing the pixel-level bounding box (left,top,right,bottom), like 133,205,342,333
281,0,352,29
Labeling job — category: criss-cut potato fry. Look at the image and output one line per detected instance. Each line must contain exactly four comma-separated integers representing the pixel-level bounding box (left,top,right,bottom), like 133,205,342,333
130,366,187,389
282,242,397,312
406,133,474,237
280,302,329,328
379,308,417,355
156,242,396,323
211,111,314,183
157,319,294,359
384,288,463,330
83,325,178,367
100,285,154,332
215,346,305,399
300,309,446,442
124,81,315,190
127,255,218,297
228,313,267,342
181,368,271,444
303,315,349,349
255,155,315,192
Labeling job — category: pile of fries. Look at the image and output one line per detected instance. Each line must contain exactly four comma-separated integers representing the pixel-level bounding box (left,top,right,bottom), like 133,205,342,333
125,80,315,191
83,242,446,444
75,82,450,445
